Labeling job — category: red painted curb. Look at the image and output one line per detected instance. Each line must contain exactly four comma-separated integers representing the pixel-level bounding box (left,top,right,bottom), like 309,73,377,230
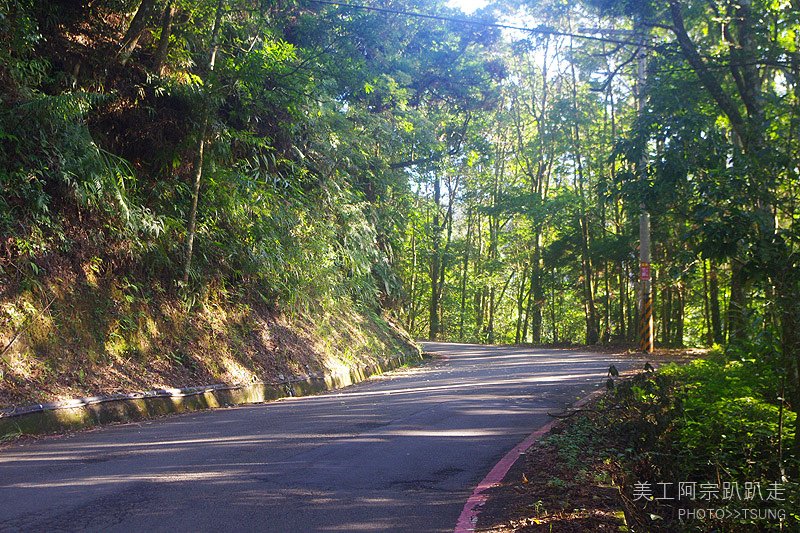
454,388,606,533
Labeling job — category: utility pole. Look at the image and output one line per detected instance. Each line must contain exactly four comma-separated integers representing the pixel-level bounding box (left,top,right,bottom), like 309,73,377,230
580,23,653,352
635,32,653,353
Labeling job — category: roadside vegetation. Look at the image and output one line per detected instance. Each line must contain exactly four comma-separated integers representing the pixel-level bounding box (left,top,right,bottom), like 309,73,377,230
0,0,798,526
479,350,799,531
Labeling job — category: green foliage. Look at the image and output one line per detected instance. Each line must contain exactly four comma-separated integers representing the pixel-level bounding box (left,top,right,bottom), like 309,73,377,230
1,91,161,250
1,0,498,317
606,357,798,530
543,415,596,474
661,357,794,479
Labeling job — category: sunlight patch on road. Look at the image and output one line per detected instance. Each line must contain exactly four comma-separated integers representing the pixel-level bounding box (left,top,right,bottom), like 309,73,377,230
387,428,510,438
7,469,241,489
294,372,607,401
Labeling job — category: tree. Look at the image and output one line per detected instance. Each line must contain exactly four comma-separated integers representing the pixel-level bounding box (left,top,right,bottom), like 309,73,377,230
581,0,800,464
182,0,224,285
117,0,158,65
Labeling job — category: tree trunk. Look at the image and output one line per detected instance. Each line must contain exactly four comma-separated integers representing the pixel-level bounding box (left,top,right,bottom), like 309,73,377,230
435,176,458,339
479,287,489,341
709,259,723,343
428,176,441,340
703,259,712,345
776,268,800,475
522,278,532,343
618,265,626,340
629,275,639,343
486,224,497,344
183,0,224,285
486,140,504,344
515,264,529,343
118,0,158,65
487,286,495,344
522,233,544,345
602,260,611,343
675,281,684,346
568,36,598,345
531,233,544,344
458,209,471,341
727,260,748,344
662,284,672,345
578,217,598,343
551,268,558,343
407,209,418,333
153,0,176,75
474,215,484,338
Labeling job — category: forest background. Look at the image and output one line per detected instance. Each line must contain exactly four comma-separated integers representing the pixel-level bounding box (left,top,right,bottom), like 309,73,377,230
1,0,799,511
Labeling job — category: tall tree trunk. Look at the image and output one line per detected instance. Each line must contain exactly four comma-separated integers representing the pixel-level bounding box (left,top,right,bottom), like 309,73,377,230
474,215,484,337
487,286,495,344
709,259,723,343
486,138,505,344
118,0,157,65
532,234,544,343
183,0,224,285
727,260,748,344
776,268,800,474
522,277,532,343
652,269,659,342
551,268,558,343
435,175,458,339
577,202,598,343
407,208,418,333
600,83,612,344
675,281,685,346
512,43,550,347
568,35,598,345
602,261,611,343
458,208,472,341
486,216,497,344
515,264,529,343
428,176,441,340
479,287,489,341
662,284,672,345
618,264,626,340
703,259,712,345
152,0,176,75
523,233,544,344
629,271,639,343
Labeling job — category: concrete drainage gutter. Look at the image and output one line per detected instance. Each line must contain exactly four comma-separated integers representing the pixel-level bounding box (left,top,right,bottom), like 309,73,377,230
0,348,424,440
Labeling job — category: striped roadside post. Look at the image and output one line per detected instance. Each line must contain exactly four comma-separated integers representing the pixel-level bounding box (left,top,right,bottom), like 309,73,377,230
639,212,654,353
639,262,653,352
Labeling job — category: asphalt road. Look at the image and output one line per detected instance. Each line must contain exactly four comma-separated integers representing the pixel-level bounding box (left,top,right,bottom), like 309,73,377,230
0,343,645,532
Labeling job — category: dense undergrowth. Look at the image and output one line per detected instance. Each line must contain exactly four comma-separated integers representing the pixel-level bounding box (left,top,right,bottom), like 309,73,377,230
478,351,799,532
610,350,799,531
0,0,456,406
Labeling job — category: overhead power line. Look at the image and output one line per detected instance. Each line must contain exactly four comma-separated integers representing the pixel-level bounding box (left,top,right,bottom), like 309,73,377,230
307,0,656,49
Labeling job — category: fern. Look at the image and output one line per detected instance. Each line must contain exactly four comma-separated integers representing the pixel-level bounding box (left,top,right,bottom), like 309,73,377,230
1,90,161,247
9,91,111,125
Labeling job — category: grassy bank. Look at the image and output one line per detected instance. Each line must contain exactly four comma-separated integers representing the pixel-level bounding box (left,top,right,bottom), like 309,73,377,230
0,268,416,409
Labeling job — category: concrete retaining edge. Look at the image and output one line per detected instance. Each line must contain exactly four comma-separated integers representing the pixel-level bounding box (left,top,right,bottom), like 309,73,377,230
0,347,424,439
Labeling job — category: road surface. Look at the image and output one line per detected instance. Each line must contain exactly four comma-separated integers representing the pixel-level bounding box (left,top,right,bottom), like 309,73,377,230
0,343,645,532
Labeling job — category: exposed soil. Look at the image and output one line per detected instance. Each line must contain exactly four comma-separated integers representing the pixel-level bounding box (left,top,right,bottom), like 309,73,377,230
476,401,631,532
0,260,417,409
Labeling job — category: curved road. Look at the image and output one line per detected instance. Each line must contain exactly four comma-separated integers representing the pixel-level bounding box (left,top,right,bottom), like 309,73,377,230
0,343,644,532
